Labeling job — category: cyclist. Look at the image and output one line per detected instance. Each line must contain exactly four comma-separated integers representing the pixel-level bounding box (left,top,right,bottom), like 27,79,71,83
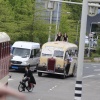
22,66,36,91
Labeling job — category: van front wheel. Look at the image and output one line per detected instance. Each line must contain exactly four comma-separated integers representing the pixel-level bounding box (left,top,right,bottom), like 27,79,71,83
38,72,42,77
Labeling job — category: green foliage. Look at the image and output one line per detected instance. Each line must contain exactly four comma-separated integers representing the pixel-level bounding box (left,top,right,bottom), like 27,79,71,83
96,35,100,55
67,0,82,20
59,2,81,43
0,0,81,45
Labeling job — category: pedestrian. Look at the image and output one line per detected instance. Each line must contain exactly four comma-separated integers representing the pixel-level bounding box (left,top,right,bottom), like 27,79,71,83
22,66,36,91
63,33,68,42
56,32,62,41
0,84,25,100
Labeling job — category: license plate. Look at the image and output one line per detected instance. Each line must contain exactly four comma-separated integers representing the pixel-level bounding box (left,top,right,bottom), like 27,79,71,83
12,66,18,69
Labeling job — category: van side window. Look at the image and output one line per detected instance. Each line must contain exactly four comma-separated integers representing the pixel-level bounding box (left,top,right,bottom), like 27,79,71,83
34,49,40,57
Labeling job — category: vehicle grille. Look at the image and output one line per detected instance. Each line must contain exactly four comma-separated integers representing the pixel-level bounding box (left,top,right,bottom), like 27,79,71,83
47,58,56,71
11,61,22,64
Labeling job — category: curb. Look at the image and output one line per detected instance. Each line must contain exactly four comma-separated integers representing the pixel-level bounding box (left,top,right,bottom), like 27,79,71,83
84,57,100,63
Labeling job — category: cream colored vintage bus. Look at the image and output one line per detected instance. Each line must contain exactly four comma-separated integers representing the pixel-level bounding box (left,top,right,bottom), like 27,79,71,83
0,32,10,85
37,41,78,78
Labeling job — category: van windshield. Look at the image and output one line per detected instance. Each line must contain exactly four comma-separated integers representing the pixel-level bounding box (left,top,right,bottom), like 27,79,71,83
13,48,30,58
53,50,64,58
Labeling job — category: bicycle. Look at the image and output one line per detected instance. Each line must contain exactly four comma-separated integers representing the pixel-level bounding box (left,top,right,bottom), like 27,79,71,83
18,80,34,92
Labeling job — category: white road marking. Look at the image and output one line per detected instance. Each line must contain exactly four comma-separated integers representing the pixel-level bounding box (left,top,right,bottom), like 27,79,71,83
93,66,97,68
8,79,13,81
94,69,100,71
83,75,95,78
49,85,57,91
52,87,55,89
91,64,100,66
55,85,57,87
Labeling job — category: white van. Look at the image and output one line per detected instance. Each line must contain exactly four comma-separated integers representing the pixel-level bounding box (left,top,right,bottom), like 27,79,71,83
10,41,40,71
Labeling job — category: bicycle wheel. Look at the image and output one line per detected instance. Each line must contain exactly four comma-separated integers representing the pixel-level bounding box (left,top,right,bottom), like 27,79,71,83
27,84,34,92
18,83,24,92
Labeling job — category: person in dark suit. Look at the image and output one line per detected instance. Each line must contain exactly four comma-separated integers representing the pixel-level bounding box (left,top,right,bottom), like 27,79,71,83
63,33,68,42
22,66,36,91
56,32,62,41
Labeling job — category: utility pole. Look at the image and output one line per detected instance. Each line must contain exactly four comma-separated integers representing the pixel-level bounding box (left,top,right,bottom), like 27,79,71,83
45,1,56,42
48,11,53,42
74,0,88,100
76,21,79,42
55,1,60,41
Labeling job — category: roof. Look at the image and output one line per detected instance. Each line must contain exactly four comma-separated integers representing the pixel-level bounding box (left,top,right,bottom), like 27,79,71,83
0,32,10,43
42,41,77,50
12,41,40,49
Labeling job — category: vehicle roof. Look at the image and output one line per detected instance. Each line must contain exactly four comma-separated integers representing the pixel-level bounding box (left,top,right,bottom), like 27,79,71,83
42,41,77,50
12,41,40,49
0,32,10,43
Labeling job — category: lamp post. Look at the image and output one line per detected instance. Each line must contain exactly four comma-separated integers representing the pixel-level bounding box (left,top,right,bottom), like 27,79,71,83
74,0,88,100
48,11,53,42
45,1,56,42
55,1,60,41
76,20,79,42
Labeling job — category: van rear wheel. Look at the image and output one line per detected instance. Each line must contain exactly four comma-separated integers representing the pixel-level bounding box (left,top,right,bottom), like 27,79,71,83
38,72,42,77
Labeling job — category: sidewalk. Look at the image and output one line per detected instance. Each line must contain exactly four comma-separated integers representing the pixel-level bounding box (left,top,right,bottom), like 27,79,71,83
84,57,100,62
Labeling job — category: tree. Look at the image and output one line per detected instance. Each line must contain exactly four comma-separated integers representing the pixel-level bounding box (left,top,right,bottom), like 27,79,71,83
59,2,79,43
67,0,82,21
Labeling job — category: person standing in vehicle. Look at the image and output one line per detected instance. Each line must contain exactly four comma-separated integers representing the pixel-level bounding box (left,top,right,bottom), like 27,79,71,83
23,66,36,91
63,33,68,42
56,32,62,41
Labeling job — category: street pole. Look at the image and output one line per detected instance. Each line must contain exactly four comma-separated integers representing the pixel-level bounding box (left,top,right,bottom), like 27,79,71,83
74,0,88,100
76,21,79,41
88,23,92,57
55,1,60,41
48,11,53,42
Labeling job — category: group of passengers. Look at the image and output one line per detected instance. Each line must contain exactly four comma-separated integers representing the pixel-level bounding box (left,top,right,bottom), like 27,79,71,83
56,32,68,42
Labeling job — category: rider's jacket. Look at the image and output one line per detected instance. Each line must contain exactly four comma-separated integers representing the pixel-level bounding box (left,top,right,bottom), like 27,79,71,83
24,70,36,84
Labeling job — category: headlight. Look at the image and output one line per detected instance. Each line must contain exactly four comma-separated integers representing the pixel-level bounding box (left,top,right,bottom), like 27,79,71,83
22,61,29,65
42,63,46,66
